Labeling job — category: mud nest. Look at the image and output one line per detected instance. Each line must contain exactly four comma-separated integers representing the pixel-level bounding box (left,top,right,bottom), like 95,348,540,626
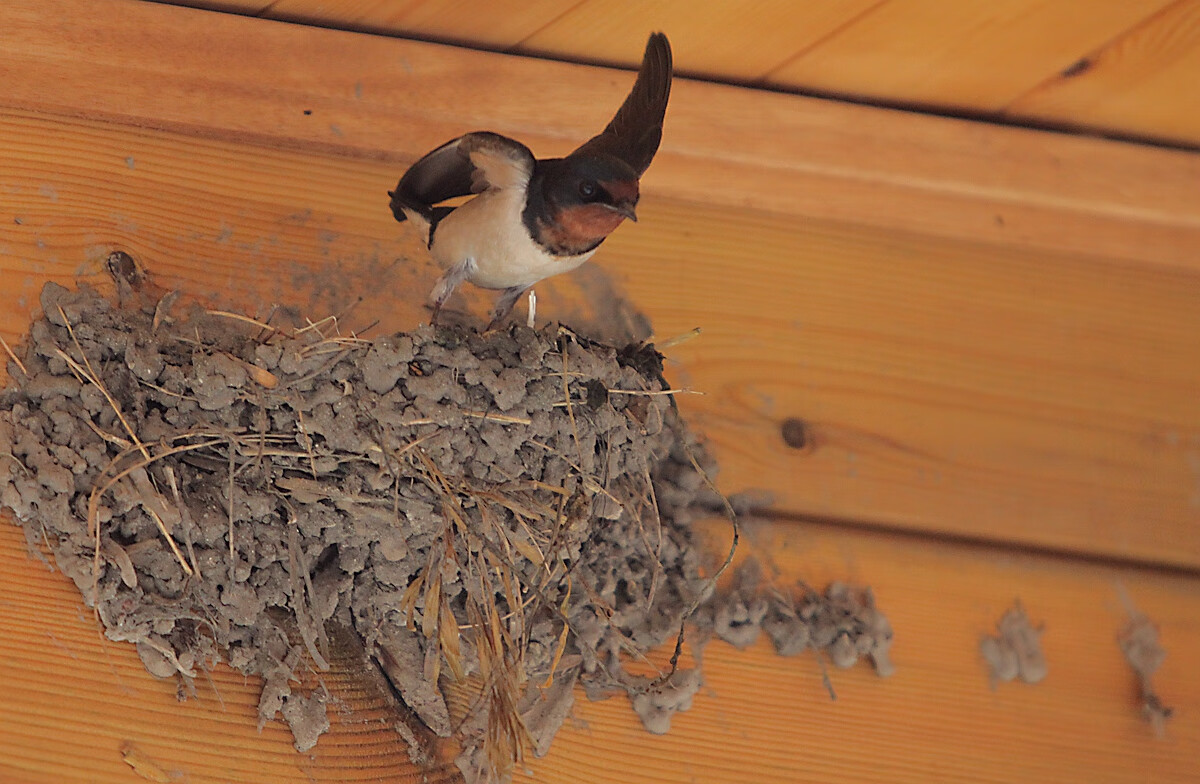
0,278,723,781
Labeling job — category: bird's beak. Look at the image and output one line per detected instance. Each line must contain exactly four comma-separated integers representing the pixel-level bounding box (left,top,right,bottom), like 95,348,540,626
609,202,638,222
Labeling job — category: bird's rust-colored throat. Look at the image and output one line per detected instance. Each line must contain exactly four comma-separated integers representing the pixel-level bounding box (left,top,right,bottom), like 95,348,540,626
551,203,631,249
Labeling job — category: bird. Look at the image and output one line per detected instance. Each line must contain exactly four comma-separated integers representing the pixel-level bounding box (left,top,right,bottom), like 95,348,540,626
388,32,672,330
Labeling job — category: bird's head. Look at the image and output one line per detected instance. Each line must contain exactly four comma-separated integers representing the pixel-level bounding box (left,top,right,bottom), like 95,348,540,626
542,155,640,243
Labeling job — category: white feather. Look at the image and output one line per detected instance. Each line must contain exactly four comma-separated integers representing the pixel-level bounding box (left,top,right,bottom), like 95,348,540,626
428,187,594,291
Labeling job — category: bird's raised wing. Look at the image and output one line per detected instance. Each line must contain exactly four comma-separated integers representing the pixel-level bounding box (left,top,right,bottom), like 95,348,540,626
569,32,672,176
389,131,535,223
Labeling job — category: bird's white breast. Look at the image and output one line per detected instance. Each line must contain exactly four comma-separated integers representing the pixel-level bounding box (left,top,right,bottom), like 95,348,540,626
429,188,594,291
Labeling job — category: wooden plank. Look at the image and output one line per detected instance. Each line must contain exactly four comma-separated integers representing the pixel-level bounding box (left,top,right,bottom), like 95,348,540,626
3,516,1198,783
149,0,271,12
261,0,585,48
1005,0,1200,148
153,0,1200,147
512,0,882,80
3,106,1200,569
4,0,1200,275
764,0,1175,111
162,0,886,78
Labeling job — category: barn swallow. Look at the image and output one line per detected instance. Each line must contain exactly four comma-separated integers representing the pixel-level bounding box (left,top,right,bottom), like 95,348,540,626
389,32,672,329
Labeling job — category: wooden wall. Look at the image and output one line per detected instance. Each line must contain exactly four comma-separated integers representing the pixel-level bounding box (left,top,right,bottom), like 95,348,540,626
166,0,1200,147
1,1,1199,782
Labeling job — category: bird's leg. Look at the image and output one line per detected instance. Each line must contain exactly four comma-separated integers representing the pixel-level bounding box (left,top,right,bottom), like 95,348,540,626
526,288,537,329
428,258,474,325
485,285,530,331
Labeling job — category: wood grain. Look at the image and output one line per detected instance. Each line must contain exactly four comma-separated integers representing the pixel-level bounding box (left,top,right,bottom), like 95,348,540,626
1006,0,1200,147
152,0,269,12
514,0,883,80
764,0,1174,111
156,0,1200,146
261,0,585,48
5,0,1200,274
3,516,1198,783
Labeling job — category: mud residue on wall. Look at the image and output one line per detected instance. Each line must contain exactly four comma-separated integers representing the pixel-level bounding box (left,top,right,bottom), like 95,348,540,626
1118,601,1172,735
694,557,895,696
980,601,1047,687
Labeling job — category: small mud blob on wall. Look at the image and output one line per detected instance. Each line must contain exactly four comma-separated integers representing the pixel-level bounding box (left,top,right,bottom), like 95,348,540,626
0,279,726,782
980,600,1047,687
693,557,896,694
1118,606,1172,735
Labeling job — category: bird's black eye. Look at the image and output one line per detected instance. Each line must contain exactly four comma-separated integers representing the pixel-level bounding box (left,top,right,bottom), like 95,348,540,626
579,180,597,199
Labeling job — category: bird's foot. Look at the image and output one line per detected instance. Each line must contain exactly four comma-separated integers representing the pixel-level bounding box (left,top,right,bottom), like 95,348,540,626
428,258,475,326
485,284,530,332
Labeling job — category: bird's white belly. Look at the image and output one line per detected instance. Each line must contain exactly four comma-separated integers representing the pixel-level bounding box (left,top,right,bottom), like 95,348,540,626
431,189,594,291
